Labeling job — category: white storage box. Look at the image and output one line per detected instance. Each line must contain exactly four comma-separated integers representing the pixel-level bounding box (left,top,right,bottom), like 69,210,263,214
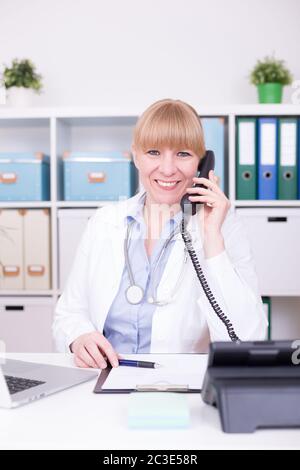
0,297,54,352
58,208,96,290
236,208,300,296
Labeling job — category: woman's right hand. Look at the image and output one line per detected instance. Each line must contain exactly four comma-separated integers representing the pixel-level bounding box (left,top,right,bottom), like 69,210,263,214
70,331,119,369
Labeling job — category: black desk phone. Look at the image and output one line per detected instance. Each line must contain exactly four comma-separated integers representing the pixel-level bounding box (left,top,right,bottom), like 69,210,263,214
179,150,240,342
201,340,300,433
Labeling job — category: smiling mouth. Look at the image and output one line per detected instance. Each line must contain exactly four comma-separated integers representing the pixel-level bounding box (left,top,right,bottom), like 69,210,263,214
155,179,181,188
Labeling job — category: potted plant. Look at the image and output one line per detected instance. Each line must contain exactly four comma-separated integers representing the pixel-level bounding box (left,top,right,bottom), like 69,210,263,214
2,59,43,106
249,55,293,103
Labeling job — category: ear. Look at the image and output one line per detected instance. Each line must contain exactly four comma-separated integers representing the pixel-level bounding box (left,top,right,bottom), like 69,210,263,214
131,145,139,169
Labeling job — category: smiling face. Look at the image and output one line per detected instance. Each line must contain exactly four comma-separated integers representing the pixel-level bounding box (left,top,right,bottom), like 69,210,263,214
131,99,206,209
133,146,200,206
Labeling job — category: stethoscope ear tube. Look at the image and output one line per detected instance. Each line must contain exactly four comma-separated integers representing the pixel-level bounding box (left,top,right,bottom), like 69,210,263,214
124,220,145,304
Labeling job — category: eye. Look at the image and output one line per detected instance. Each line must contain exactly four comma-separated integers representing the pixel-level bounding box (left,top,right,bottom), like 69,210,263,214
147,150,160,156
177,151,192,157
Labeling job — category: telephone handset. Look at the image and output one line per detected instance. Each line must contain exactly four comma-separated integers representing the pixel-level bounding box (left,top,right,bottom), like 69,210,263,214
179,150,240,342
180,150,215,215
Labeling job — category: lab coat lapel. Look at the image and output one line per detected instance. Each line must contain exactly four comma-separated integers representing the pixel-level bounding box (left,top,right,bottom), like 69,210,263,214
155,234,185,298
156,214,203,297
91,220,127,333
111,221,127,289
103,191,145,290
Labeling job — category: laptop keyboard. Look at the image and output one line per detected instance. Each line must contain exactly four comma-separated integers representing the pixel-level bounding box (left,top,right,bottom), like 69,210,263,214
5,375,46,395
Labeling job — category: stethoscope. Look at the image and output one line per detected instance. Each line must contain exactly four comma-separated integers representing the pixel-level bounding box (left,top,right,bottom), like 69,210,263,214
124,219,188,305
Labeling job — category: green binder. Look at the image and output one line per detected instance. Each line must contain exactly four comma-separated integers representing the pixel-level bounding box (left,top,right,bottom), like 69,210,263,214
278,118,298,200
236,117,257,199
262,296,272,340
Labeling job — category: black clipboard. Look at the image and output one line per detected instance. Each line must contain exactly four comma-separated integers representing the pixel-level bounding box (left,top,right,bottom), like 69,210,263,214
93,365,202,394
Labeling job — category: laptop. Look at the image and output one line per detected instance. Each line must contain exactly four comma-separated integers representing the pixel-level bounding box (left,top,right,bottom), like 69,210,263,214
0,358,98,408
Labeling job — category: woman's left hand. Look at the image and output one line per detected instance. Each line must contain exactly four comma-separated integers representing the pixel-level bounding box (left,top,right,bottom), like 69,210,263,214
186,170,231,235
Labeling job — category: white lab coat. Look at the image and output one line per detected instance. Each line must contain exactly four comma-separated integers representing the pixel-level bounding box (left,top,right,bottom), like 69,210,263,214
53,191,268,353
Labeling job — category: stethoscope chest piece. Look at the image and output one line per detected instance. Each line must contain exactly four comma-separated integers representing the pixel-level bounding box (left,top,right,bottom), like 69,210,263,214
124,218,186,306
125,284,144,304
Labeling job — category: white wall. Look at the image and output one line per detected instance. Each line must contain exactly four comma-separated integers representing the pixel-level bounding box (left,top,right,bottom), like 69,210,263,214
0,0,299,109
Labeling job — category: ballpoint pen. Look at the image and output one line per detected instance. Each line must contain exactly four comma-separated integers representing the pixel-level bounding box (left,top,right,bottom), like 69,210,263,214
118,359,161,369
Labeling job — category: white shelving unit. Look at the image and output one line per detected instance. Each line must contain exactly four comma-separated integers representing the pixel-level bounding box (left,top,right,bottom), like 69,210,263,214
0,104,300,349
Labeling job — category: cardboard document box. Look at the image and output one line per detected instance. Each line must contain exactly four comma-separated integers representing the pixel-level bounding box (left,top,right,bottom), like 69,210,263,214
0,209,23,289
23,209,51,290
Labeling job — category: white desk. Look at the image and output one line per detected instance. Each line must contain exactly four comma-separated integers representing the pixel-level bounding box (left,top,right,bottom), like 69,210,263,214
1,353,300,450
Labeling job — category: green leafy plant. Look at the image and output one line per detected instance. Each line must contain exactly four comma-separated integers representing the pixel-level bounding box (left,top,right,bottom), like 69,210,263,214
2,59,43,92
249,55,293,86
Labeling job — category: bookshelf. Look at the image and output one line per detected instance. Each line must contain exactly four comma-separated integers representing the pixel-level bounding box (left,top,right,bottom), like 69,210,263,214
0,104,300,350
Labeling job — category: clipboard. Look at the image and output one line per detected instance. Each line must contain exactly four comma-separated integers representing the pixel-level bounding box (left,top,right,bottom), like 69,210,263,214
93,365,202,394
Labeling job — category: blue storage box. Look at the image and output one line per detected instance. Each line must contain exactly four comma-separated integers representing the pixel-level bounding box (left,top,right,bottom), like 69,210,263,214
62,151,138,201
0,152,50,201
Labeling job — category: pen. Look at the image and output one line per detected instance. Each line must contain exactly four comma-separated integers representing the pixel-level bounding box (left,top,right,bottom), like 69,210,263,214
118,359,161,369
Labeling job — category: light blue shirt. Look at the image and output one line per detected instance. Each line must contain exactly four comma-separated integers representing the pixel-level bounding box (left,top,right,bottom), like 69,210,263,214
103,192,183,353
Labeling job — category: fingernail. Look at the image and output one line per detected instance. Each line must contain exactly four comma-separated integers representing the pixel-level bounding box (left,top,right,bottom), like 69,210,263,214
113,361,119,368
101,361,107,369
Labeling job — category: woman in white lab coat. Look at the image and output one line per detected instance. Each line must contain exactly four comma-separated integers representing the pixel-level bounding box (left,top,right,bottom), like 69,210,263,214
53,99,268,369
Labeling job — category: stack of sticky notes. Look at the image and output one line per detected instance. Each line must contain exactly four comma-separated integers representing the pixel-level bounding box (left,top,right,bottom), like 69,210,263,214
128,392,190,429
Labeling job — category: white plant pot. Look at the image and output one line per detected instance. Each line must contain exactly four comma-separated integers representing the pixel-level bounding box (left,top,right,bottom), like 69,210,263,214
6,87,35,107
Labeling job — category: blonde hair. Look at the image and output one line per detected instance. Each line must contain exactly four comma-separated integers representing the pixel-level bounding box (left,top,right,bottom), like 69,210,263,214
132,99,206,158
